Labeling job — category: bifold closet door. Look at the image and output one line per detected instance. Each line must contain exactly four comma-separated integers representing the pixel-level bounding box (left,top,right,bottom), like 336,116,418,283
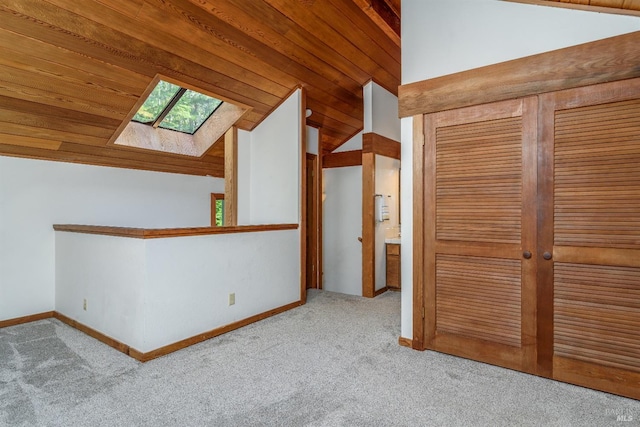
423,98,538,373
538,79,640,400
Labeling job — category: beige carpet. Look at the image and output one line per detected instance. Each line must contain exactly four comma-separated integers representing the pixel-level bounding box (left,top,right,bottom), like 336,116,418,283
1,290,638,426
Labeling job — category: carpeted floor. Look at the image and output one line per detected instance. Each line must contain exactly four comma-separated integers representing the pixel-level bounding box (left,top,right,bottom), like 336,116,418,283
1,290,638,426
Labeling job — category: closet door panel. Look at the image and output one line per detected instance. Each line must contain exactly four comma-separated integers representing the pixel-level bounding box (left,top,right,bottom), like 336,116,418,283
541,79,640,400
424,98,538,373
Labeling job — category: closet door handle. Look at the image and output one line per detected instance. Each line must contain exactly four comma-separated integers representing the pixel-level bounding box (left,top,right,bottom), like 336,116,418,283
543,251,552,260
523,251,532,259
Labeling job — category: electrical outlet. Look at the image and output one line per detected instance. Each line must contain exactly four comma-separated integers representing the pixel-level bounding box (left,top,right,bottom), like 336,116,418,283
83,298,87,311
228,293,235,306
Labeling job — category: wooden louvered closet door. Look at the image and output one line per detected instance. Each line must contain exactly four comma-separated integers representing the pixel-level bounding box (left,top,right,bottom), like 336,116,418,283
423,98,538,373
538,79,640,399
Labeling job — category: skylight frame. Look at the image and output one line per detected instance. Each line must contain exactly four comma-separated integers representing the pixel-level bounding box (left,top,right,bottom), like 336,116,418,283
110,74,252,158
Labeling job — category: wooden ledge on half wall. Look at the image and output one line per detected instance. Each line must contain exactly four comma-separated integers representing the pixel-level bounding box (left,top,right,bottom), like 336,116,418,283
53,223,299,239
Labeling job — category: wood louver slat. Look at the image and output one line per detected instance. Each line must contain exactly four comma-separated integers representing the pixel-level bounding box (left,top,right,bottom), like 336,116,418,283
554,100,640,249
436,255,522,347
554,263,640,373
436,117,523,244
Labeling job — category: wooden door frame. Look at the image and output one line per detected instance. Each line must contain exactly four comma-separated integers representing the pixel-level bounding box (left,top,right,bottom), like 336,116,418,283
300,89,308,303
412,115,426,350
306,152,321,290
362,133,402,298
362,151,376,298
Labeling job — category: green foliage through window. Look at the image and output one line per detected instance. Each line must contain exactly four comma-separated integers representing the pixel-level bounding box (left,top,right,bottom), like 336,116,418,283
132,81,180,124
132,80,223,134
215,199,224,226
160,90,222,134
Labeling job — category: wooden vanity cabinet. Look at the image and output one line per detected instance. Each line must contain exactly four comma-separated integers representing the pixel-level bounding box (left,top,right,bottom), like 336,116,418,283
386,243,401,290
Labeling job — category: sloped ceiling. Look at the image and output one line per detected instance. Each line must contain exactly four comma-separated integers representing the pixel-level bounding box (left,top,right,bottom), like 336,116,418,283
0,0,400,177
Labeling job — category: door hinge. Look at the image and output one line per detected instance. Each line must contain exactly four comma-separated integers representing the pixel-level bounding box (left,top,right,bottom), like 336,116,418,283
422,307,425,318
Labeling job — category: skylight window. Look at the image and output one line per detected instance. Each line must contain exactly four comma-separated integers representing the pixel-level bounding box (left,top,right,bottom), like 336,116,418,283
112,75,250,157
132,80,223,135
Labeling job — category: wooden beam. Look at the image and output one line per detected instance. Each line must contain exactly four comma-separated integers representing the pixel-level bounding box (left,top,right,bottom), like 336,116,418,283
224,126,238,226
322,150,363,168
362,132,400,159
398,30,640,117
504,0,640,17
362,151,376,298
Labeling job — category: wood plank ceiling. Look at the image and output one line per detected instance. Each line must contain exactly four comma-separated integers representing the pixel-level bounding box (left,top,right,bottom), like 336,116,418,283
0,0,400,177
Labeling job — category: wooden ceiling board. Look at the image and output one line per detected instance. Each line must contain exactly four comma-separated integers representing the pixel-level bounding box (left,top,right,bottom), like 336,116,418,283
263,0,400,93
0,0,400,176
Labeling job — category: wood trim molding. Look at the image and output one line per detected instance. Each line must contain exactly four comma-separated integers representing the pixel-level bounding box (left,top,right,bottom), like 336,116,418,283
362,152,376,298
374,286,388,297
317,130,324,289
300,87,308,304
224,126,238,226
305,152,321,290
0,311,54,328
129,300,304,362
398,337,413,348
52,300,302,363
53,223,298,239
412,114,426,351
322,150,363,168
504,0,640,17
53,312,130,355
398,30,640,117
362,133,401,160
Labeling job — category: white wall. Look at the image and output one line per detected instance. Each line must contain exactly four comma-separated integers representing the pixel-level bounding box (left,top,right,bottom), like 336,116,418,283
55,229,300,353
245,90,301,224
144,229,299,351
400,118,413,338
364,82,401,142
400,0,640,338
333,132,362,153
0,156,223,321
307,126,319,155
237,129,252,225
403,0,640,85
55,233,147,348
375,155,400,291
322,166,362,296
